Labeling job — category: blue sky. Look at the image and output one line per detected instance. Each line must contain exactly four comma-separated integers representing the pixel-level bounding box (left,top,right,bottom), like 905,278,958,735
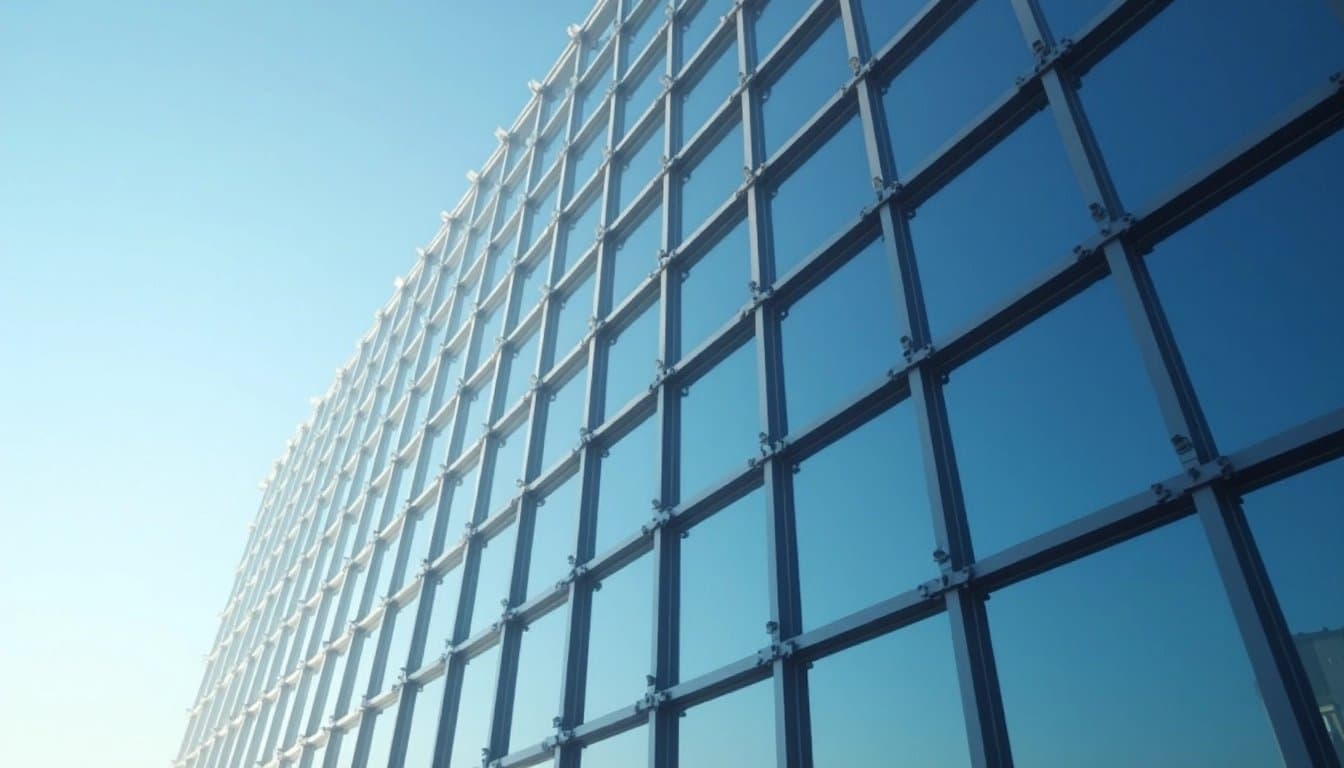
0,2,591,766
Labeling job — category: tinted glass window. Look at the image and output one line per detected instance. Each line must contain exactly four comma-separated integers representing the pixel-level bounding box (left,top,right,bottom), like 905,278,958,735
603,302,660,417
679,0,727,67
402,672,447,768
485,425,528,517
585,555,653,719
448,644,502,768
596,414,661,555
468,523,519,637
580,725,648,767
509,605,568,750
678,679,776,766
760,16,849,158
856,0,925,54
679,122,744,240
526,473,581,599
753,0,811,63
552,271,597,367
618,123,664,215
680,340,759,499
680,37,738,144
611,203,662,311
540,368,589,472
679,217,750,358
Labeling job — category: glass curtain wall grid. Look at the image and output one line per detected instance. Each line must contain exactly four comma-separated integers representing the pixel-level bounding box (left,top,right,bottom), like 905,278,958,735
177,0,1344,766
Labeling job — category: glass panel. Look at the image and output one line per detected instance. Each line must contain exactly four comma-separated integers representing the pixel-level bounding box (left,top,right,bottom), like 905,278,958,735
1035,0,1108,40
1148,130,1344,453
909,111,1090,337
1244,459,1344,763
485,425,527,516
541,367,589,472
449,645,501,768
945,281,1172,557
570,127,609,198
380,598,420,693
792,403,932,629
585,554,653,719
753,0,810,62
679,218,750,357
596,414,661,556
401,672,446,768
612,203,662,310
680,340,758,499
525,180,560,251
990,516,1283,767
456,384,489,458
622,52,667,139
502,330,540,413
856,0,925,54
534,134,564,194
680,0,726,68
680,489,770,679
580,725,648,768
679,37,737,144
562,193,604,274
618,123,664,215
419,565,464,663
767,115,870,279
780,238,902,430
603,302,660,418
880,0,1031,174
319,648,351,725
361,699,398,767
497,183,523,232
526,472,581,599
626,1,664,64
678,680,776,767
574,79,607,136
1081,0,1344,209
348,627,381,709
552,271,597,365
508,605,568,750
760,16,848,158
468,522,519,637
808,614,969,767
679,122,743,240
514,250,552,321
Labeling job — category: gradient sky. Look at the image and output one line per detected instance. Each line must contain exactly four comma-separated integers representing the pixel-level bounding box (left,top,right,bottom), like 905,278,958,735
0,2,592,766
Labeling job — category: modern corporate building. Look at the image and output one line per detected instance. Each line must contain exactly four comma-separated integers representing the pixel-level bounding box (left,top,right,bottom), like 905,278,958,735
174,0,1344,766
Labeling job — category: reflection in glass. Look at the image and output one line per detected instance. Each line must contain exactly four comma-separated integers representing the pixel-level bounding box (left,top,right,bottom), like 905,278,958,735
760,17,848,158
679,218,749,358
540,368,589,472
552,271,596,367
611,203,662,309
419,566,464,663
585,555,653,720
509,606,568,750
401,672,446,768
449,645,502,768
526,473,581,599
580,725,648,768
603,302,660,418
680,37,737,145
678,679,775,767
618,123,664,215
680,340,758,499
753,0,811,63
856,0,924,54
679,122,743,240
468,523,519,637
596,414,661,556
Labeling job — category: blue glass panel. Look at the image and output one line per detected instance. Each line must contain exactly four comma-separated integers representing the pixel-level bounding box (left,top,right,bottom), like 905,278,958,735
423,425,453,494
679,0,728,68
680,340,758,499
792,404,932,629
361,698,398,767
456,383,490,459
604,303,660,417
622,53,667,140
760,16,848,158
526,472,580,600
880,0,1031,174
626,1,665,65
990,516,1282,766
808,614,969,766
534,135,565,195
679,217,750,358
679,679,776,766
469,523,519,636
446,461,483,541
320,647,352,721
514,250,552,321
419,566,464,664
540,367,589,472
485,425,527,517
525,180,559,250
856,0,924,54
509,605,567,750
569,130,609,204
753,0,811,62
618,123,664,215
767,115,870,279
1244,459,1344,763
348,623,382,706
552,271,597,366
497,182,523,232
679,122,743,240
780,238,902,430
580,725,649,768
909,111,1090,338
502,329,541,413
448,644,501,768
679,37,738,145
562,193,604,273
400,672,445,768
402,508,436,580
612,203,662,309
945,281,1172,556
379,598,419,693
596,414,661,555
680,489,770,679
585,554,653,719
1148,130,1344,453
1081,0,1344,210
574,80,608,137
1035,0,1108,40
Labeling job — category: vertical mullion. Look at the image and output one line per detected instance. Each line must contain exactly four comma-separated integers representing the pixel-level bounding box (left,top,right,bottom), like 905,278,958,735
1006,2,1338,765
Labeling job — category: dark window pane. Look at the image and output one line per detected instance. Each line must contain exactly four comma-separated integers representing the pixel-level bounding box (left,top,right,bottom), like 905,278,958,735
856,0,925,54
768,115,870,279
1148,130,1344,453
552,271,596,366
679,218,750,359
780,238,902,430
1081,0,1344,209
604,302,660,417
808,615,969,767
679,37,738,144
1244,459,1344,763
469,524,519,637
680,489,770,679
679,680,776,766
509,605,567,750
945,281,1172,556
618,124,664,215
792,404,932,629
526,473,581,600
753,0,810,62
679,122,743,240
581,725,648,767
760,17,849,159
502,330,541,413
680,340,759,499
612,203,662,310
622,53,667,140
991,517,1283,766
449,645,502,768
585,555,653,719
541,367,588,472
596,414,661,555
880,0,1031,174
400,671,446,768
908,111,1091,337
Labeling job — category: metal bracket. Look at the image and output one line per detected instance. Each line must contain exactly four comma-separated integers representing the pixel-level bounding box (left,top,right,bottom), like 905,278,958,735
556,558,590,591
748,432,788,468
740,280,775,320
542,721,577,752
755,639,797,667
648,359,677,393
917,566,973,600
1015,38,1075,87
641,501,675,534
635,687,671,713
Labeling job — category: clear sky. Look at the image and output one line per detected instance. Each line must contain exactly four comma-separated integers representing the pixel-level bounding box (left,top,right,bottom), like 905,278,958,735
0,2,592,766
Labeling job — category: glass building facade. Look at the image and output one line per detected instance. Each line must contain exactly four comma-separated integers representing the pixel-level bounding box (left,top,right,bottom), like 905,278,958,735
175,1,1344,766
